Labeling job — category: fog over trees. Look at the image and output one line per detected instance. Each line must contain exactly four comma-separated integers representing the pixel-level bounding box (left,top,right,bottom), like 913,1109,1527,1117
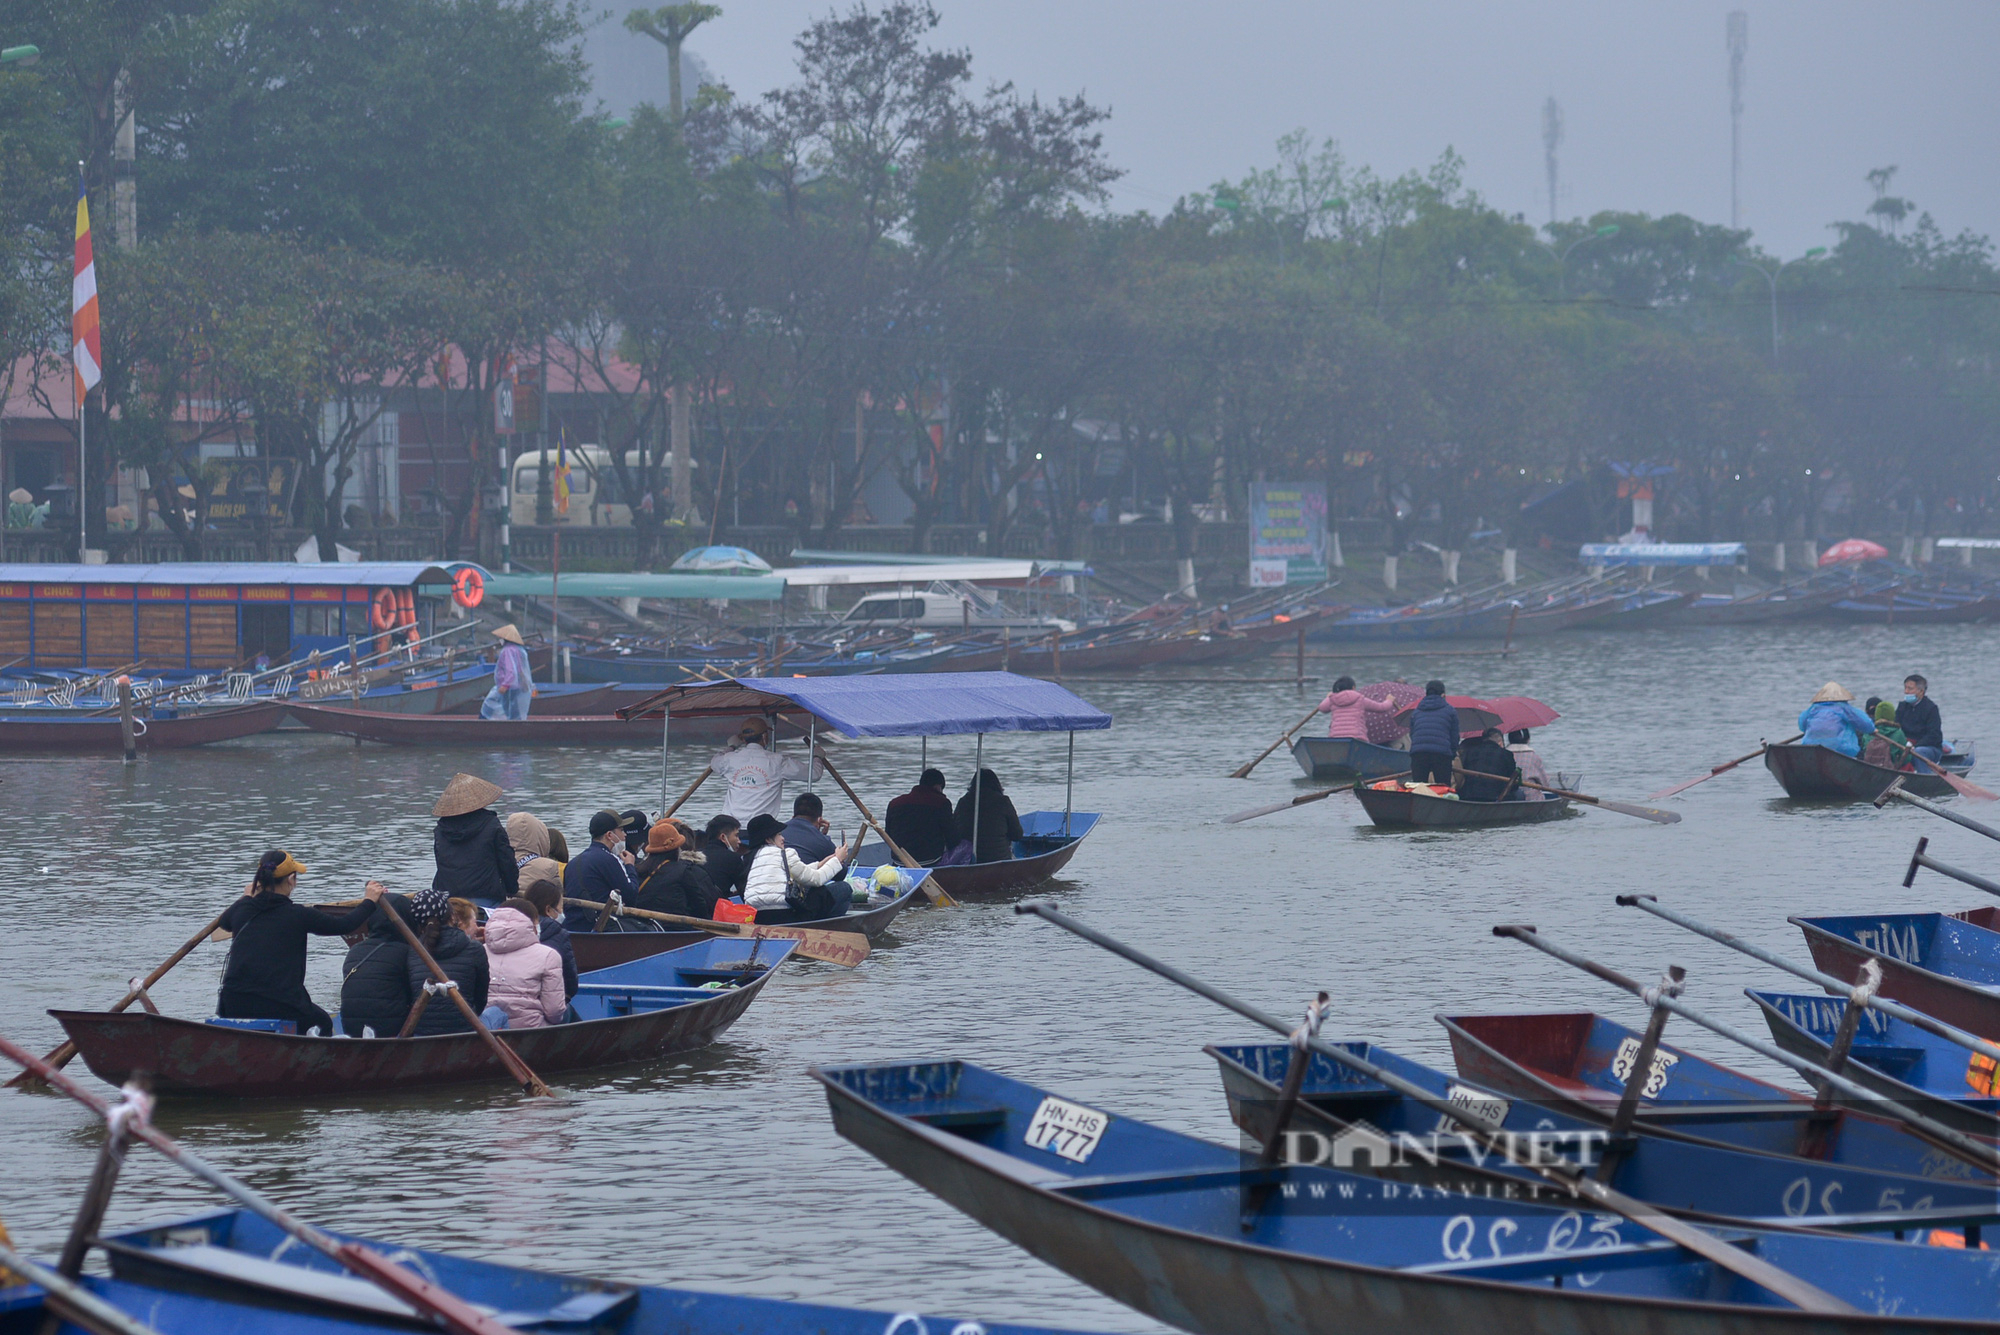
4,0,1993,562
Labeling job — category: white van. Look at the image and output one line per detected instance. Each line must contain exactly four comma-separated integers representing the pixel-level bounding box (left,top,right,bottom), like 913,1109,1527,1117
836,584,1073,632
509,447,684,527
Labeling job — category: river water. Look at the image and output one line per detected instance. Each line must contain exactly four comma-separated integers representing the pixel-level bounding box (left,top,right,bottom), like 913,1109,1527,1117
2,621,1997,1331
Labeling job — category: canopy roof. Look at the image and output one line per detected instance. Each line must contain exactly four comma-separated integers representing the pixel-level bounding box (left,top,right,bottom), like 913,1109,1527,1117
1578,542,1747,567
624,671,1111,737
479,571,785,601
0,561,455,587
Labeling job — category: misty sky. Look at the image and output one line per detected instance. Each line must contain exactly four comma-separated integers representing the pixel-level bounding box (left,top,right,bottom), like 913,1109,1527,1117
584,1,2000,258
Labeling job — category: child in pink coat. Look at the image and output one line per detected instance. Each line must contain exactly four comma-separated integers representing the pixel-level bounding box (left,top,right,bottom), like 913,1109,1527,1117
1316,676,1400,738
481,902,567,1029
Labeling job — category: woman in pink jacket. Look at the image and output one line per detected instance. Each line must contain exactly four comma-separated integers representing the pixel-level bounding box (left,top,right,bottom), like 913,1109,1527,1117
1317,676,1400,739
480,901,568,1029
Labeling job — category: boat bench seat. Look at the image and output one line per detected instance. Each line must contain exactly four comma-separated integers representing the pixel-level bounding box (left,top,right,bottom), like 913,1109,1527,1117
573,983,716,1015
909,1104,1010,1132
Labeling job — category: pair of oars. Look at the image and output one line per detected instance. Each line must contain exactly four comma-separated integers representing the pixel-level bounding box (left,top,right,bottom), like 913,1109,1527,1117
1223,767,1680,824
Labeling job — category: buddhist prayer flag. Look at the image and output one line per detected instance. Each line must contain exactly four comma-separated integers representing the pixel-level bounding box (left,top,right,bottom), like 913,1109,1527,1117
553,429,572,516
72,169,102,397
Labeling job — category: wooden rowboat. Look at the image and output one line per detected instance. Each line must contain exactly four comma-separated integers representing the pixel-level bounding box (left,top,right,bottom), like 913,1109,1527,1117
286,702,664,746
1352,784,1571,829
49,937,792,1098
1795,912,2000,1044
854,811,1100,899
1764,743,1960,800
817,1058,2000,1335
38,1207,1113,1335
1438,1010,1984,1183
567,881,925,972
0,701,288,753
1290,734,1409,781
436,680,618,714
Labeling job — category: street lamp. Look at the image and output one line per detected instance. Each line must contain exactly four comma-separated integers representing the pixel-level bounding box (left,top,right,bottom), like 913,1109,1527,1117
0,44,38,65
1540,222,1619,297
1733,246,1828,360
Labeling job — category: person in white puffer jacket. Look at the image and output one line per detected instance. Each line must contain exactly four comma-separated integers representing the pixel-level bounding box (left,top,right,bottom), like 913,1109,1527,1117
739,813,849,920
481,902,567,1029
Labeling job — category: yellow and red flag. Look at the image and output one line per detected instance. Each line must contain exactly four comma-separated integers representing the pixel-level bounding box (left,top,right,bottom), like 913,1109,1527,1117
72,170,102,398
553,429,571,516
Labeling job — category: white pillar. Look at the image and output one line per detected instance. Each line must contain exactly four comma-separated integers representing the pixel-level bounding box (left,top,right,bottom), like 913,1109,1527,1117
1174,557,1198,600
1382,555,1398,592
670,394,693,521
1500,548,1517,584
1921,537,1935,564
1772,543,1786,574
1696,564,1710,581
1802,541,1818,569
1963,544,1975,569
1442,549,1460,585
1899,536,1915,564
1641,563,1655,582
809,584,828,610
1330,528,1345,569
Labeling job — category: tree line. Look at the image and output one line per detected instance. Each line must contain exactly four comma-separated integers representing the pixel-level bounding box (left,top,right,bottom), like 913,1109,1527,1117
2,0,1995,566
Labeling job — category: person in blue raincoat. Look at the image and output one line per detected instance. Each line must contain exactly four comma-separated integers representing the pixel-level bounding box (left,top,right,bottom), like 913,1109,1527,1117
479,624,534,720
1798,682,1874,757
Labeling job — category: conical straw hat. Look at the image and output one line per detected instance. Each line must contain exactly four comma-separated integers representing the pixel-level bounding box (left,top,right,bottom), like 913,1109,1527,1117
1810,681,1853,704
433,771,503,818
491,624,524,645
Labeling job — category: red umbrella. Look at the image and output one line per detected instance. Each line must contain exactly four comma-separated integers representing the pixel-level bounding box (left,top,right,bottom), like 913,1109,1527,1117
1819,538,1889,566
1482,695,1561,734
1357,680,1424,744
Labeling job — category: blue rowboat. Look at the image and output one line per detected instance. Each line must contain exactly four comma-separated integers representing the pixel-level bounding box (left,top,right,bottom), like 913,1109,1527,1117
817,1058,2000,1335
855,811,1101,899
1440,1011,1993,1182
1749,989,2000,1137
1206,1039,2000,1226
1290,734,1410,781
1796,912,2000,1043
0,1206,1112,1335
49,936,794,1099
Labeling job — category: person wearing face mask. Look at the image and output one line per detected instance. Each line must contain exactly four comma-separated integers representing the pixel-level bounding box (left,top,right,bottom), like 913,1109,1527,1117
1895,674,1945,764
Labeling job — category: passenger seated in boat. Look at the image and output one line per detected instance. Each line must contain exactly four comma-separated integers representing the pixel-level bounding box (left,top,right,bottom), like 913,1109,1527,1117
504,812,563,893
699,815,749,897
619,808,652,859
954,768,1024,864
1505,729,1551,790
217,851,383,1037
885,768,955,864
631,819,724,920
1798,682,1873,757
338,892,412,1037
1316,676,1398,740
522,878,577,1001
782,792,842,867
449,897,482,942
1861,701,1912,769
562,809,638,931
1455,728,1520,802
1896,674,1945,764
402,887,489,1036
481,901,567,1031
742,813,850,923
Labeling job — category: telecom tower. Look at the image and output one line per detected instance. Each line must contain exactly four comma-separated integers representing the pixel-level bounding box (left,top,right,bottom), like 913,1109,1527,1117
1727,11,1747,228
1542,97,1563,226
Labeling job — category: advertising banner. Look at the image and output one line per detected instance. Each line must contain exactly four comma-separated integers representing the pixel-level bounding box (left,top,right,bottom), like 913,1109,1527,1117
1247,483,1327,586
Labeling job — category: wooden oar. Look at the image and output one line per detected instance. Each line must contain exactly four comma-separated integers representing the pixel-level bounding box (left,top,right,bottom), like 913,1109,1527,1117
1229,706,1322,779
1645,733,1801,800
9,906,234,1087
1225,771,1410,824
1016,903,1856,1317
562,897,869,967
374,893,552,1097
661,766,712,818
1455,763,1682,825
1887,738,2000,802
813,753,956,906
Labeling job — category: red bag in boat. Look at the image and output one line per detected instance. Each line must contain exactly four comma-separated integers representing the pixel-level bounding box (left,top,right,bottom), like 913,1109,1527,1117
712,899,756,924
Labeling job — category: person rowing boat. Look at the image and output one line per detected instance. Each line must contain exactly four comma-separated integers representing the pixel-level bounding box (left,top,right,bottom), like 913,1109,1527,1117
216,851,384,1036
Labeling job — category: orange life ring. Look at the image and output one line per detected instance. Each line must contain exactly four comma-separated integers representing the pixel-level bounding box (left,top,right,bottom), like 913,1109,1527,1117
452,567,484,609
371,588,398,632
398,588,420,644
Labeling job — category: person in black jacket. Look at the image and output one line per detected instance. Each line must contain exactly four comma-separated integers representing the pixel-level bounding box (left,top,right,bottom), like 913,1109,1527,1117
1896,674,1946,763
217,851,382,1035
699,815,748,896
402,887,488,1036
1455,728,1520,802
430,772,518,904
885,769,954,864
1405,680,1460,785
339,893,414,1036
953,768,1024,864
562,809,638,930
630,821,724,919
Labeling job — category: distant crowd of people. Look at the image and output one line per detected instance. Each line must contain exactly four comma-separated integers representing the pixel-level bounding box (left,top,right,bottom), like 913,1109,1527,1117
210,714,1026,1039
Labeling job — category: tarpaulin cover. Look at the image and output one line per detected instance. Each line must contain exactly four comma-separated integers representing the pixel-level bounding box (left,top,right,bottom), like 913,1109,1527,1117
639,671,1111,737
478,571,786,600
1578,542,1747,567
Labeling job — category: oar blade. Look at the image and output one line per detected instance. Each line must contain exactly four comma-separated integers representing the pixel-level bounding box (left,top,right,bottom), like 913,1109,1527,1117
1590,798,1682,825
1223,789,1340,824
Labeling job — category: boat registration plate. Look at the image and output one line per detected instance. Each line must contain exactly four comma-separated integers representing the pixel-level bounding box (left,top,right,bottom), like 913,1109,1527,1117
1025,1096,1110,1163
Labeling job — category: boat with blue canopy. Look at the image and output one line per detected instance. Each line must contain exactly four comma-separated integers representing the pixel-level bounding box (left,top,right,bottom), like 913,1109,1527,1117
1440,1011,1995,1182
622,671,1111,899
1205,1038,2000,1226
1795,912,2000,1043
816,1057,2000,1335
0,1206,1116,1335
1750,989,2000,1137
